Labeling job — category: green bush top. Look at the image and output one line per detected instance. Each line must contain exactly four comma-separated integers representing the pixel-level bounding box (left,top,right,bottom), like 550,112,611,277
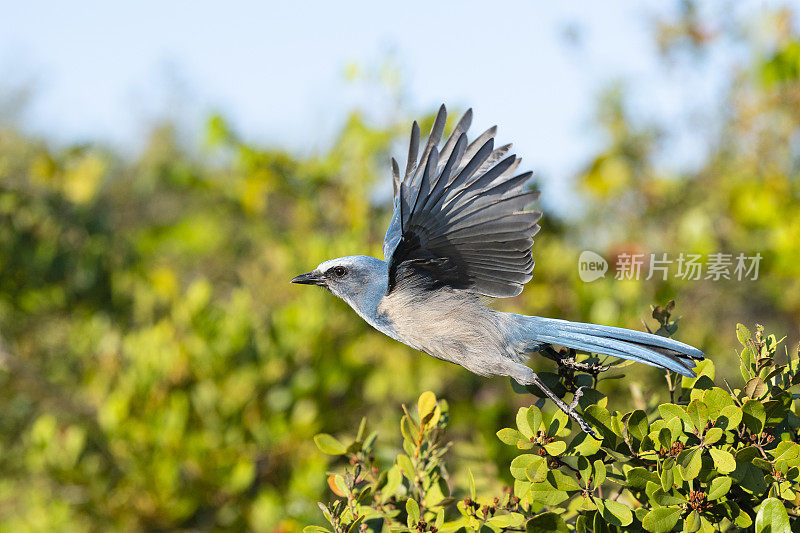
310,320,800,532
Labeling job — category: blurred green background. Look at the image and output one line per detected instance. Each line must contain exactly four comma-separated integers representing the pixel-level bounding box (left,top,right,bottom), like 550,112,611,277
2,2,800,531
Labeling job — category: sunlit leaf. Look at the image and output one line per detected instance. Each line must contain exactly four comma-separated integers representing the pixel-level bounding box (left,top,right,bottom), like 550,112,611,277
755,498,790,533
526,511,569,533
417,391,437,425
314,433,347,455
642,507,681,533
707,476,732,500
709,448,736,474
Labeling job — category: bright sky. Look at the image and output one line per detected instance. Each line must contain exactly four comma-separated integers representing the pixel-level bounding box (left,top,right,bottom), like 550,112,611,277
0,1,785,212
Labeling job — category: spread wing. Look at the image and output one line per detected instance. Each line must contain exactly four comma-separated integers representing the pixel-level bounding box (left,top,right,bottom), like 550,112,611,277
383,105,541,297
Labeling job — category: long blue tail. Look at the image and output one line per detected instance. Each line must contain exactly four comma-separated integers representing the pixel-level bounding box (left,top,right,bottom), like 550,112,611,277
520,316,704,377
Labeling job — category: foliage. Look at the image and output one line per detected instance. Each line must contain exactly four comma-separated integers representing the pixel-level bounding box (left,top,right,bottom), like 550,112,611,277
310,321,799,532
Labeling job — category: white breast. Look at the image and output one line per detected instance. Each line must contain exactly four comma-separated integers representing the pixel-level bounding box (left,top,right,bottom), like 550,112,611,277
377,287,522,376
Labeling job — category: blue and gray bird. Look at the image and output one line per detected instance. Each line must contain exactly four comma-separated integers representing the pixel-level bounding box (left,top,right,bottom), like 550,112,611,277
291,105,704,434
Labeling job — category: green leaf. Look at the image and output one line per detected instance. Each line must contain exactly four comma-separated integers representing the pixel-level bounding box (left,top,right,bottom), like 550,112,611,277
682,359,715,389
543,440,567,456
651,487,685,506
718,405,743,429
406,498,420,525
525,456,549,483
547,410,570,438
732,461,769,494
660,464,673,491
527,405,544,436
578,456,592,484
610,411,625,438
687,400,709,431
511,454,538,480
639,433,657,452
417,391,437,425
773,441,800,464
547,470,581,492
642,507,682,533
709,448,736,474
734,502,754,527
593,511,611,533
658,404,690,426
658,427,672,450
593,459,607,487
497,427,524,446
570,430,602,456
435,508,445,529
468,467,476,498
742,400,766,434
736,446,760,462
401,415,417,445
627,410,649,441
576,494,597,512
517,406,534,438
304,527,331,533
381,466,402,503
528,483,569,505
317,502,333,523
755,498,790,533
626,467,658,489
346,515,364,533
355,417,367,442
684,509,701,532
356,486,372,505
665,417,685,442
678,447,702,481
487,513,525,528
740,361,751,383
313,433,347,455
362,430,378,452
737,323,751,347
707,476,732,500
705,427,723,445
596,498,633,526
583,405,616,441
702,387,734,419
526,511,569,533
397,454,415,480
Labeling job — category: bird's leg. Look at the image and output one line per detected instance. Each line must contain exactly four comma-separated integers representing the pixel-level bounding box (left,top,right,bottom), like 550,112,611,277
519,370,598,439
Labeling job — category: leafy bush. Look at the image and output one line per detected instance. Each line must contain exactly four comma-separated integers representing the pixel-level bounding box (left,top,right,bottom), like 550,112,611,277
309,319,799,532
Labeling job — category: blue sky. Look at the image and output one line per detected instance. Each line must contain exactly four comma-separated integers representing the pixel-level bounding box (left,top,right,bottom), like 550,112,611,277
0,1,787,212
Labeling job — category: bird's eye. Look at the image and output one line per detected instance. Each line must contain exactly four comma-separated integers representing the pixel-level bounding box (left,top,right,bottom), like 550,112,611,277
331,266,348,278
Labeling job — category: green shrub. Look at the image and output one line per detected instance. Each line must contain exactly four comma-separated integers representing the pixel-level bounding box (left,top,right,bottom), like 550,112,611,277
309,319,799,532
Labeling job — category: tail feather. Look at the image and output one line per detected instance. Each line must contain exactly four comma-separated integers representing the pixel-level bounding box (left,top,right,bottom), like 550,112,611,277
523,316,704,377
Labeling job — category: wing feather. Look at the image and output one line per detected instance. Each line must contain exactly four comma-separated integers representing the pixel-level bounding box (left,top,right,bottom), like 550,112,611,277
438,109,472,166
383,106,540,297
405,121,420,182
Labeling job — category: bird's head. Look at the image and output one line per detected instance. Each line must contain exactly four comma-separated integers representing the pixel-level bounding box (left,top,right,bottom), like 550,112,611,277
291,255,388,316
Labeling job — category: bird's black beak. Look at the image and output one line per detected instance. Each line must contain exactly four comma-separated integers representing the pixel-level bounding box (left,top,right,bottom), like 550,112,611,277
290,271,325,286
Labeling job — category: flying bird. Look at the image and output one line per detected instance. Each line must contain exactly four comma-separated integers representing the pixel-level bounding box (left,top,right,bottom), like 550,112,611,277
291,105,704,434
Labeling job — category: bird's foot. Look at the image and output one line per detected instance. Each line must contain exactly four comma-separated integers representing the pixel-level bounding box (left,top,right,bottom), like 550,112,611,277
561,358,610,375
541,345,610,375
569,386,587,410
